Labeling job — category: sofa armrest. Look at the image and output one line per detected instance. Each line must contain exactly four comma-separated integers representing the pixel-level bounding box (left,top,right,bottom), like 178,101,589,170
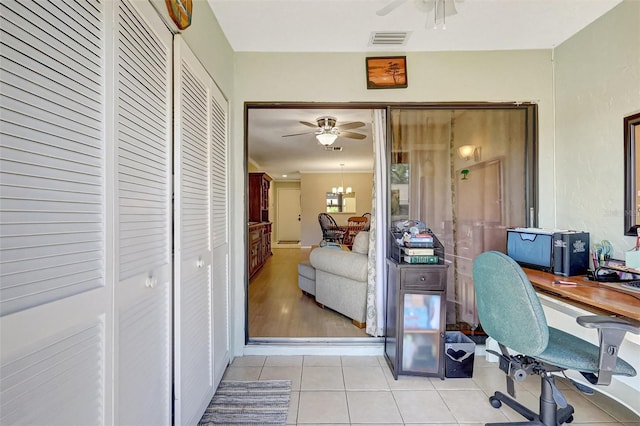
310,248,368,282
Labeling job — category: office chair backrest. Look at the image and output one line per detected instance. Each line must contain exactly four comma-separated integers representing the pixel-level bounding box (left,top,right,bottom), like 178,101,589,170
473,251,549,356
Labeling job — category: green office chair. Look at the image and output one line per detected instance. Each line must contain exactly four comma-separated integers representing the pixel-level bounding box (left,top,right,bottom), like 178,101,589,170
472,251,638,426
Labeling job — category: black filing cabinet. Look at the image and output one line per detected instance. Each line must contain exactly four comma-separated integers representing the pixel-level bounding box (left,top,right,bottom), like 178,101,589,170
384,259,448,379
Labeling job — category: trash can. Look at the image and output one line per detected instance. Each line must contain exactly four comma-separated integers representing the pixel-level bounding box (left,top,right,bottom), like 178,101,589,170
445,331,475,378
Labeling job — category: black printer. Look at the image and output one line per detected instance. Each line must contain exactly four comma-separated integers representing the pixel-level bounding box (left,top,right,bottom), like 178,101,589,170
506,228,590,277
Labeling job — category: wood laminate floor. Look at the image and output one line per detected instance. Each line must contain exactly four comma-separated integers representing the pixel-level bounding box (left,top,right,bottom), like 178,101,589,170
249,248,369,338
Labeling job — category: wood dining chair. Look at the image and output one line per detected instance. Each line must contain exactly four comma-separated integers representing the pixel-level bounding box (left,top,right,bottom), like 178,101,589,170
343,216,368,248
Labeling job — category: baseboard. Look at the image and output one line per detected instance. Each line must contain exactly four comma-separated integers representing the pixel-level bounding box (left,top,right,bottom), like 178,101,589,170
243,338,384,356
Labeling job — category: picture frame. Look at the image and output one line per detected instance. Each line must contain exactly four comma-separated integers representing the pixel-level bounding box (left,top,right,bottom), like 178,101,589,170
366,56,408,89
165,0,193,30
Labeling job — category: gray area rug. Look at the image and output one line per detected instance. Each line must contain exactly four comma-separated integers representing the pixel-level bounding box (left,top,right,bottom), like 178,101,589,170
198,380,291,425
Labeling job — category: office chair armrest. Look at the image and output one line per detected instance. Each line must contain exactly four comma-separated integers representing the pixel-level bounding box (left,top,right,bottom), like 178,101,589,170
577,315,640,334
576,315,640,385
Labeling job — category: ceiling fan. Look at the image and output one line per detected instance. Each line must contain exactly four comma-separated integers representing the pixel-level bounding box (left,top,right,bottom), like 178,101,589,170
282,116,367,146
376,0,460,28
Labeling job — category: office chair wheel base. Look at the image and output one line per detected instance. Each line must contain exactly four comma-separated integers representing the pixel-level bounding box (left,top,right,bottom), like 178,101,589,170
489,396,502,408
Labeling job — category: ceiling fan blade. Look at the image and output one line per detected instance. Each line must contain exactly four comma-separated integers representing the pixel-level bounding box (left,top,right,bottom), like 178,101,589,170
282,130,316,137
338,121,365,131
442,0,458,18
376,0,408,16
427,0,457,27
299,121,318,128
340,131,367,140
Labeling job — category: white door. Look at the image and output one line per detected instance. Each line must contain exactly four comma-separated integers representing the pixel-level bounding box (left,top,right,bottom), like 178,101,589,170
173,36,215,426
210,86,230,387
1,0,110,423
277,188,301,242
113,1,173,424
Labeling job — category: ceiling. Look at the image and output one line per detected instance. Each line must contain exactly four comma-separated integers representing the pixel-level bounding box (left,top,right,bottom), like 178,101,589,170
206,0,621,53
214,0,622,181
247,108,375,181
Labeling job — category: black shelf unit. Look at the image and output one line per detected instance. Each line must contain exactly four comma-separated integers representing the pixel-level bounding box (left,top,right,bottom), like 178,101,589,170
384,257,448,379
388,231,445,265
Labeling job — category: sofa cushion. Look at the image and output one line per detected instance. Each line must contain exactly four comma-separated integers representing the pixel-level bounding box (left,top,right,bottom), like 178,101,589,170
310,247,368,282
351,231,369,255
297,261,315,280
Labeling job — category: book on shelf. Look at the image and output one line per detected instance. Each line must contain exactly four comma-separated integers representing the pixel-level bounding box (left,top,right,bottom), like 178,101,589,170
403,255,439,264
402,233,434,248
403,247,435,256
413,233,433,239
403,241,434,248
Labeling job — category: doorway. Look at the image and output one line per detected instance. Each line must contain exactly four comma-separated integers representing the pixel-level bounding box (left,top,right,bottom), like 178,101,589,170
245,103,538,342
246,104,377,340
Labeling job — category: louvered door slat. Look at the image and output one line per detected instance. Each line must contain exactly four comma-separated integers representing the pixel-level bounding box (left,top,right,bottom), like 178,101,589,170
0,0,104,317
179,64,210,263
1,6,100,81
0,59,100,116
118,116,165,143
1,322,104,425
211,96,227,249
1,79,100,132
30,0,102,43
0,5,101,93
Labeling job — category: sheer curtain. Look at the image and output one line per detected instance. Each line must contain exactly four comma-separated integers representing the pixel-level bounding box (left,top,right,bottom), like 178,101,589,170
366,109,388,336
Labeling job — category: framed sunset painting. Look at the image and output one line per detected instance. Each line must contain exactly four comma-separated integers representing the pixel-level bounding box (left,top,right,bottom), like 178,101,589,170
366,56,408,89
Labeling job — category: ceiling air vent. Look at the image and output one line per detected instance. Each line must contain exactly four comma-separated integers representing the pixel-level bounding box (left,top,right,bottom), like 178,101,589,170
324,146,343,152
369,31,411,46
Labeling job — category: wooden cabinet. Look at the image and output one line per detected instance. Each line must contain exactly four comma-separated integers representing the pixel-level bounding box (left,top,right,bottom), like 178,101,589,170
248,222,272,279
385,259,448,379
248,172,272,278
249,172,271,222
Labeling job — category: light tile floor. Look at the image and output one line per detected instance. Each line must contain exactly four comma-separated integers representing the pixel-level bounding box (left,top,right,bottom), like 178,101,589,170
223,355,640,426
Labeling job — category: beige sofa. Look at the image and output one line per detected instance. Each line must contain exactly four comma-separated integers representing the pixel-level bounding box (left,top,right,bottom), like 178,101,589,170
309,231,369,327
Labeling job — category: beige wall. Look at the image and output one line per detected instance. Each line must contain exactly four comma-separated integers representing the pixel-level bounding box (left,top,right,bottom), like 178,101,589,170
300,172,374,246
179,0,234,98
553,0,640,259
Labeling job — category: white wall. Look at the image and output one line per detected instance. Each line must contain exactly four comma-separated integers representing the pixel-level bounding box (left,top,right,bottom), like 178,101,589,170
229,49,555,354
553,0,640,259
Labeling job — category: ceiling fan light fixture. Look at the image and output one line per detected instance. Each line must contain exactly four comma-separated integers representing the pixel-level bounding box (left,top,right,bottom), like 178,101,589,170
316,132,338,145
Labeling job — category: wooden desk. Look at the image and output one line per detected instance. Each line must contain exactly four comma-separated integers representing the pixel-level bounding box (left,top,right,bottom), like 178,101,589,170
522,268,640,415
524,268,640,321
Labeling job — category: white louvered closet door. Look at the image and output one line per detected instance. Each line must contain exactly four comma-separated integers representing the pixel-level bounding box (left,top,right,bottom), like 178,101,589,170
210,77,230,388
173,36,215,426
114,1,173,425
0,1,110,424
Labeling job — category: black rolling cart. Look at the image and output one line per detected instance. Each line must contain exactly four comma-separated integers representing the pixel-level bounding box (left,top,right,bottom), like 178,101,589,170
384,231,448,379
